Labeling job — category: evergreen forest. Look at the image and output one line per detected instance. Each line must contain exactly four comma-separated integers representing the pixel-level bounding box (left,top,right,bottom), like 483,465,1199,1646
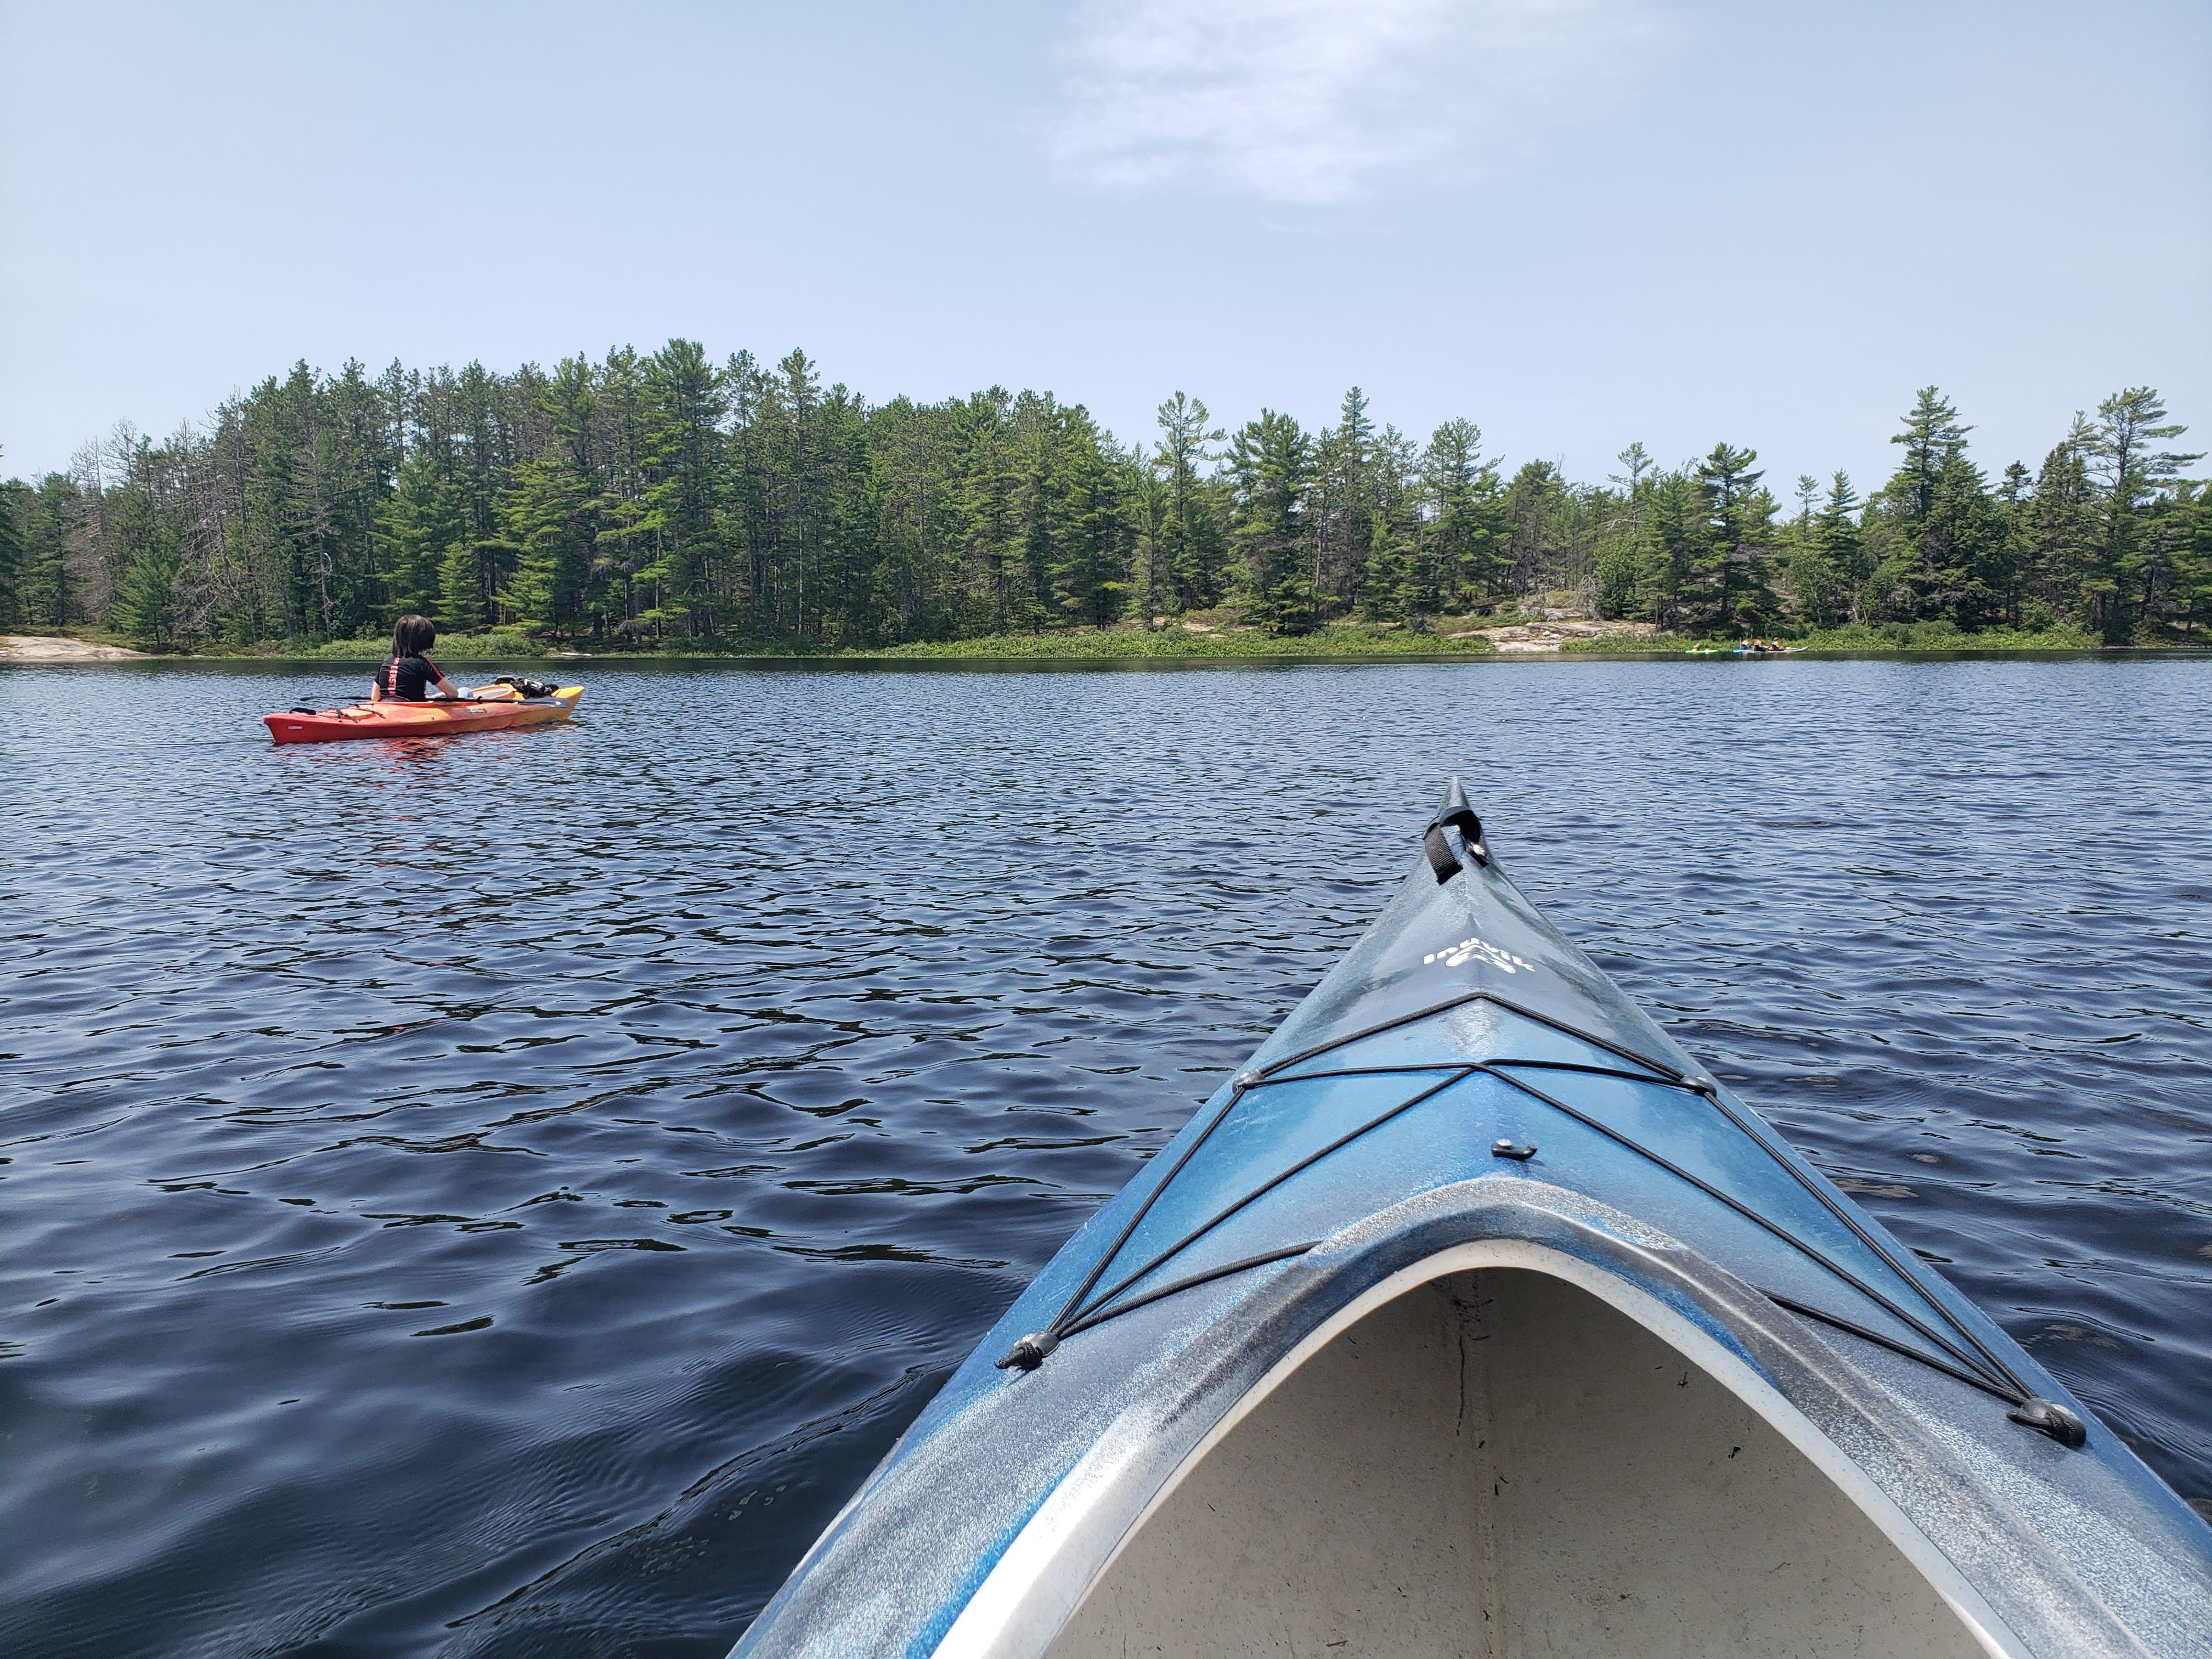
1,344,2204,652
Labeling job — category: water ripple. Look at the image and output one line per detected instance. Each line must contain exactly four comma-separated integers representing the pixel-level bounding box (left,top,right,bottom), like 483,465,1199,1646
2,656,2208,1657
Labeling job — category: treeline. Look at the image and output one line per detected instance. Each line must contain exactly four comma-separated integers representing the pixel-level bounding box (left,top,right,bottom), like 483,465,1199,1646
1,344,2204,649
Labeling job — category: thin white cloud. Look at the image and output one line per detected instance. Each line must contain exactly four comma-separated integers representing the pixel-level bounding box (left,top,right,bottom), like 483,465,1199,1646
1047,0,1651,203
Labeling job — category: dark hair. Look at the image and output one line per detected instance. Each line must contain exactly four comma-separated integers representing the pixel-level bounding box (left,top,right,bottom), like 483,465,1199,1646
392,614,436,657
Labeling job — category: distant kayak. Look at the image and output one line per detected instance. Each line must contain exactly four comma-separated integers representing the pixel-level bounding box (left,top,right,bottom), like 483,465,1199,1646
734,785,2211,1659
262,679,582,744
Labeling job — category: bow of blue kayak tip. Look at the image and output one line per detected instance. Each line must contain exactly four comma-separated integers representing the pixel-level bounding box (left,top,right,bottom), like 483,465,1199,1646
731,784,2212,1659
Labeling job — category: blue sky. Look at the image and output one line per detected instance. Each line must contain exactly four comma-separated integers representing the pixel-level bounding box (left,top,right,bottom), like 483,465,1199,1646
3,0,2206,491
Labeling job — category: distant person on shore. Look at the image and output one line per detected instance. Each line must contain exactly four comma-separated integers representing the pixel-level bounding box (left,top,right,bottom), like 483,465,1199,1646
371,615,467,701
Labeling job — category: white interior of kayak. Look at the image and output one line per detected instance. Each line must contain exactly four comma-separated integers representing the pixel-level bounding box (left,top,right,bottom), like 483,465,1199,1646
944,1243,2024,1659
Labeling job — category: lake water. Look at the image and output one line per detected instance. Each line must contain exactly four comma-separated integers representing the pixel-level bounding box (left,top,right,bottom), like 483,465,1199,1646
4,655,2209,1658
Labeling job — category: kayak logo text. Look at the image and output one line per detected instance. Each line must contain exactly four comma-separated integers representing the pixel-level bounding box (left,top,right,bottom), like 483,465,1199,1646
1423,935,1532,974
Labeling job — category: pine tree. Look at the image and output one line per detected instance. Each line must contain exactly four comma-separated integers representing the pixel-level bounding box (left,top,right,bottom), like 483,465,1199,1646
954,388,1023,633
2169,489,2212,637
499,455,600,634
863,392,963,643
1640,470,1702,634
379,450,465,623
2031,418,2102,630
1595,443,1655,620
0,474,23,627
2085,387,2199,641
1421,420,1504,610
637,339,729,637
19,473,81,627
319,358,398,635
1359,426,1424,623
424,362,524,635
1925,444,2004,628
1991,462,2036,628
1046,405,1130,629
1307,388,1380,614
437,538,491,631
808,385,883,646
1500,461,1567,599
1782,474,1855,629
110,483,184,648
1151,392,1224,612
1691,443,1776,635
1866,387,1993,624
1225,409,1310,631
1887,388,1966,521
236,371,320,639
1127,458,1172,623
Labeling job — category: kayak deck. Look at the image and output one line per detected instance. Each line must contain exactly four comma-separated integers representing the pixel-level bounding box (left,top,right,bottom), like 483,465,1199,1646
1005,987,2051,1422
731,786,2212,1659
262,685,582,744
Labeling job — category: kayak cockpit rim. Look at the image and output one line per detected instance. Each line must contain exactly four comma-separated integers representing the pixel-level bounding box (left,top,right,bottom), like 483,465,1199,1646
938,1235,2033,1659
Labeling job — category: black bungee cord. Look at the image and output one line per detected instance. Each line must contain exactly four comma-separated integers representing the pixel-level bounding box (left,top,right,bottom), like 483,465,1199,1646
994,808,2086,1448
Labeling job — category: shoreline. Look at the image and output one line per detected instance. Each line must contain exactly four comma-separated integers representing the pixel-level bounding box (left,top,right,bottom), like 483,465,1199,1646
8,630,2208,667
10,646,2209,668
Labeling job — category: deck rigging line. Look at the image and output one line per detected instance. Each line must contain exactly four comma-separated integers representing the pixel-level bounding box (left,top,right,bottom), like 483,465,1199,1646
997,806,2083,1443
993,986,2081,1443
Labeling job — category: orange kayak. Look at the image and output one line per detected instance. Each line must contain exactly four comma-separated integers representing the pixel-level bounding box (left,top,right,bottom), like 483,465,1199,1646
263,683,583,745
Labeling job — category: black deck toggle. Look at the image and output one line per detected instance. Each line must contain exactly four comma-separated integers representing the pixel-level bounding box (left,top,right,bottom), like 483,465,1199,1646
2007,1397,2089,1447
996,1332,1060,1371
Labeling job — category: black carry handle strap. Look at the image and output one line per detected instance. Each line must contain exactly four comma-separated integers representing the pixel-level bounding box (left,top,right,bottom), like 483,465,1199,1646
1424,803,1487,882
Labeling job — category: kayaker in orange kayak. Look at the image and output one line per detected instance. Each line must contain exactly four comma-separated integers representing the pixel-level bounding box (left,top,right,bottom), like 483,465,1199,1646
262,626,582,744
371,616,468,702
